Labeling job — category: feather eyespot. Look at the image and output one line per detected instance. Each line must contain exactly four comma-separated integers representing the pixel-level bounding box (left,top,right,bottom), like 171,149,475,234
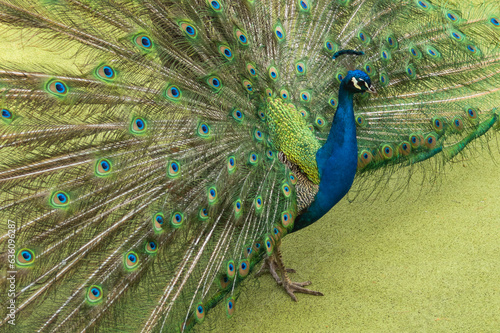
199,207,209,220
300,91,311,103
171,212,184,228
452,116,464,131
51,191,70,208
425,133,438,149
207,76,222,91
432,117,445,132
130,117,146,135
258,110,266,121
231,108,244,122
238,259,250,277
445,11,460,22
87,285,103,304
95,65,116,81
167,161,180,178
282,183,291,197
381,144,393,159
247,63,257,77
386,35,398,48
268,67,279,81
165,85,182,101
358,150,373,168
466,107,478,120
197,123,211,138
145,240,158,254
226,260,236,279
466,44,478,54
336,72,345,82
299,109,309,118
235,29,249,45
409,133,423,148
451,30,465,41
490,17,499,27
328,96,338,108
364,62,375,75
355,115,366,127
425,46,440,58
227,155,236,173
125,251,139,270
134,34,154,50
266,150,274,159
208,0,222,12
274,25,285,41
254,128,263,141
315,116,326,128
272,224,286,242
264,234,274,255
234,199,242,216
1,108,12,119
46,80,68,97
324,40,337,53
195,303,205,323
1,109,14,124
225,297,235,318
242,79,253,93
409,46,422,59
95,158,112,177
218,274,231,290
248,152,258,165
358,31,370,43
253,240,262,253
296,61,306,75
381,49,390,60
219,45,234,61
180,22,198,38
255,196,263,211
399,142,412,156
244,245,253,259
379,72,389,85
16,249,35,266
289,173,297,185
208,187,218,203
153,213,165,232
281,211,294,228
298,0,310,11
406,64,417,79
416,0,430,10
280,89,289,99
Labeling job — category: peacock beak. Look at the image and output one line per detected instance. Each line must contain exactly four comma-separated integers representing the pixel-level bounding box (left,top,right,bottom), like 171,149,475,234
367,84,377,95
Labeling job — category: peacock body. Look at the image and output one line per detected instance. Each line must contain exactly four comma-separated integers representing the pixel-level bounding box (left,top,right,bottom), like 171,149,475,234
0,0,499,331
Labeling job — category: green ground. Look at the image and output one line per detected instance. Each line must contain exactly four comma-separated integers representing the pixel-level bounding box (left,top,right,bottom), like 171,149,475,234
197,145,500,332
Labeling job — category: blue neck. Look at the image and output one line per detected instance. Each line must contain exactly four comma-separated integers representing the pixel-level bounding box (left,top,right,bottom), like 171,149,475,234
292,83,358,232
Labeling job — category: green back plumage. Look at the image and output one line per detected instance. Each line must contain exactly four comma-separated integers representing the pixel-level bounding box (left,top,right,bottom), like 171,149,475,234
0,0,498,331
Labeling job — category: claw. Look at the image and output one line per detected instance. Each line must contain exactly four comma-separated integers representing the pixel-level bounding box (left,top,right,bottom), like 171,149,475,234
283,280,324,302
256,245,323,301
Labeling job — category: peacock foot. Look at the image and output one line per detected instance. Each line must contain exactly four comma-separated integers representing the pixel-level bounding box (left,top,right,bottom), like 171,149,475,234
257,246,323,301
281,278,324,302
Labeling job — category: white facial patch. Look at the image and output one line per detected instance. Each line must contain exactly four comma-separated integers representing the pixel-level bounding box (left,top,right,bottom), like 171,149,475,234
364,81,370,89
351,77,362,90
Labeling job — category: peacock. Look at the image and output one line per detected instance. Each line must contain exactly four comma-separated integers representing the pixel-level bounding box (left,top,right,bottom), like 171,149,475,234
0,0,499,331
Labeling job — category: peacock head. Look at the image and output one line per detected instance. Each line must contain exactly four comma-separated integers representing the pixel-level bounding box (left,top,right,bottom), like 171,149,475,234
342,70,376,95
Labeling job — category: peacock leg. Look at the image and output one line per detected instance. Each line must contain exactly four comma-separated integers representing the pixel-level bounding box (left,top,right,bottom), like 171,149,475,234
255,256,297,284
255,256,282,284
273,246,324,301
